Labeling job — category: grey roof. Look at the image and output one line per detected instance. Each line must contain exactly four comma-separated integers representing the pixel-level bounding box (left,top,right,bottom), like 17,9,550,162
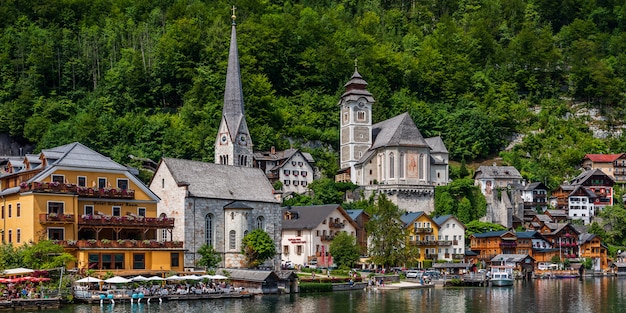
516,231,540,239
546,209,568,217
432,215,463,228
535,215,552,223
339,67,375,103
161,158,278,203
40,142,126,172
569,185,597,198
425,136,448,154
370,113,429,150
472,230,508,238
490,254,532,263
525,182,547,191
226,269,279,282
222,20,248,142
281,204,353,230
400,211,426,226
578,233,597,244
254,148,315,164
473,166,522,180
570,168,615,186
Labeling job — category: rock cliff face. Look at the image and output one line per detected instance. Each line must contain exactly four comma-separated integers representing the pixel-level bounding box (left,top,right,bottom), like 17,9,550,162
480,188,524,228
0,134,34,156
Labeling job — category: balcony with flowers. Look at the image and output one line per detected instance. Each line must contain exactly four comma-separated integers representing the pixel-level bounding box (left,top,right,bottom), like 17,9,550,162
39,213,75,224
55,239,183,249
20,182,135,199
78,214,175,228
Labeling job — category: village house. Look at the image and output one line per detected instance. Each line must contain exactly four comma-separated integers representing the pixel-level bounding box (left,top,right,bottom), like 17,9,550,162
345,209,370,256
519,182,549,212
432,215,466,261
581,153,626,184
578,233,609,271
280,204,358,268
0,142,184,274
401,211,440,267
335,67,449,213
253,147,316,195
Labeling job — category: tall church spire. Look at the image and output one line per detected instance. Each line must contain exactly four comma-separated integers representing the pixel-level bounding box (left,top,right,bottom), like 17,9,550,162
215,8,254,167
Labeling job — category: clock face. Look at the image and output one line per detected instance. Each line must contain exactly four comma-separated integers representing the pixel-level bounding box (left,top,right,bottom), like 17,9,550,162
357,100,365,108
239,135,246,145
221,135,227,144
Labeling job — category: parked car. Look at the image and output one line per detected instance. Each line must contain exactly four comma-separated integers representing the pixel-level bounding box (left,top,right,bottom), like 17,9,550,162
406,270,422,279
306,260,318,269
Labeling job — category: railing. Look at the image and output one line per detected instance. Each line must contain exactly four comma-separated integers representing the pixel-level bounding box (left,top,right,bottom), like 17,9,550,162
321,235,335,241
452,254,464,259
415,228,433,233
438,240,453,246
329,222,345,229
499,241,517,247
409,240,438,246
79,215,175,228
20,182,135,200
425,254,437,259
53,239,183,249
39,213,75,223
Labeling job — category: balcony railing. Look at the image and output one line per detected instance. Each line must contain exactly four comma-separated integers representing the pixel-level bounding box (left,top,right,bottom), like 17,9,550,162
78,215,174,228
438,240,453,246
39,213,75,224
452,254,464,259
321,235,335,241
415,228,433,233
53,239,183,249
499,241,518,248
425,254,437,259
329,222,345,229
20,182,135,200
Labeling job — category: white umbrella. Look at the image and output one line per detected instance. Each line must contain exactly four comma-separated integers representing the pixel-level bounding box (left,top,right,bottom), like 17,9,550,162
181,275,202,280
201,274,215,280
165,275,183,281
2,268,34,276
104,276,131,284
147,276,164,281
131,275,149,282
212,275,228,280
75,276,103,283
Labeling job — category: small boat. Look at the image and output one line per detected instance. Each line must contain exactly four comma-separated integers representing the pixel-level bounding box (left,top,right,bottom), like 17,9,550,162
490,266,514,287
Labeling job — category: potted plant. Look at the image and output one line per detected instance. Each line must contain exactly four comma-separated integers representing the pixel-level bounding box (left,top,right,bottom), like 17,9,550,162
100,238,111,246
48,212,59,219
88,239,97,246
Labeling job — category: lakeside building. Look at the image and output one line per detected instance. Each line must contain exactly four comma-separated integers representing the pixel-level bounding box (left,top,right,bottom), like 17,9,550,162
335,67,449,213
280,204,358,267
0,142,184,274
581,153,626,183
401,211,440,267
432,215,466,261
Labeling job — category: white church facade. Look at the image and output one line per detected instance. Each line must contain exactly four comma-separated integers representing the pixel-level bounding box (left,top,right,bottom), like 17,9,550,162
337,68,449,213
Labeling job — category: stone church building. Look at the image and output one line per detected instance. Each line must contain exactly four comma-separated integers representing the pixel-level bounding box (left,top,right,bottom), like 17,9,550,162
150,15,281,270
336,68,449,213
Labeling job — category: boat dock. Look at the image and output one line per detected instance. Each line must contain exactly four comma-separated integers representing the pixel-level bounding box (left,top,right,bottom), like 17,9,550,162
0,298,62,311
75,290,253,305
443,273,489,287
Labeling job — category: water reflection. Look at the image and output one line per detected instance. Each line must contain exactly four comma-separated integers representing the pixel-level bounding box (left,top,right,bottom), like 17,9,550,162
50,277,626,313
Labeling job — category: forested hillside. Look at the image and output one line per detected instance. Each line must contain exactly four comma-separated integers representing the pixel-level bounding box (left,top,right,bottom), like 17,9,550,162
1,0,625,187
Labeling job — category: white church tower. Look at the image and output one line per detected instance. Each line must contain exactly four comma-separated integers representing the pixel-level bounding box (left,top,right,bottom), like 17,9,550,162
338,63,375,183
215,11,254,167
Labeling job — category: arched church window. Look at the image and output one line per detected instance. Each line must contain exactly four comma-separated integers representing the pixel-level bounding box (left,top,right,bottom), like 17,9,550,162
399,152,405,178
229,230,236,250
257,216,265,230
389,152,395,179
205,214,214,246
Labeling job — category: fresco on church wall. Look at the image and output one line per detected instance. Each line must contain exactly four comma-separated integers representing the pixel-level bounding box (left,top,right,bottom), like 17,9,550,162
407,152,419,178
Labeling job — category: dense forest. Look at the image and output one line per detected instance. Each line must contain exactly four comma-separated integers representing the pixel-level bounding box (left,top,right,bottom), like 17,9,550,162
1,0,626,187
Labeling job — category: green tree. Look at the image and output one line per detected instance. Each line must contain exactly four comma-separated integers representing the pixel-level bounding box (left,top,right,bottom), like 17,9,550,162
196,244,221,269
465,220,507,237
329,232,360,269
22,240,76,269
366,194,409,269
241,229,276,268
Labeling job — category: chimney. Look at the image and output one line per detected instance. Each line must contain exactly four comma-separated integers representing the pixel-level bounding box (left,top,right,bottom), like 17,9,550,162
271,146,276,154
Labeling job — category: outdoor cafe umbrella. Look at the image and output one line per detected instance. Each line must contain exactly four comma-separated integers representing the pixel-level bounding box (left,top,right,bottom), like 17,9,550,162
212,275,228,280
130,275,150,282
165,275,183,281
180,275,202,280
147,276,164,281
75,277,103,283
104,276,132,284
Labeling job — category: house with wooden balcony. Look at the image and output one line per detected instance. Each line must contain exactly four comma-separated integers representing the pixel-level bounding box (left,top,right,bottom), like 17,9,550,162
579,233,609,271
469,230,517,262
401,211,440,267
280,204,358,268
520,182,549,212
432,215,466,261
538,223,580,261
0,142,183,275
581,153,626,183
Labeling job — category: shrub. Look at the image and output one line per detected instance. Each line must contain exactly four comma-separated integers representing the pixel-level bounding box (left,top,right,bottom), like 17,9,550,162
299,282,333,293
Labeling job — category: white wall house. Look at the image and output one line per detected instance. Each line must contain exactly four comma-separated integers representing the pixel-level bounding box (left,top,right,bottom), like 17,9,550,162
568,186,596,225
281,204,358,267
433,215,466,261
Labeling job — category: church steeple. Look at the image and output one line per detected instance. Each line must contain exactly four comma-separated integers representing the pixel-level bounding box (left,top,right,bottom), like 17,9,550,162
215,7,254,167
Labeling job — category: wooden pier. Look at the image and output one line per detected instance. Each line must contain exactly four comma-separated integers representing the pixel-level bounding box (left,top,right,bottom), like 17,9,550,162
0,298,62,311
444,273,489,287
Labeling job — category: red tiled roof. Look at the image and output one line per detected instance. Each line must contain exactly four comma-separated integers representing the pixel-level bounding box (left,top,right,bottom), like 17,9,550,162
584,154,624,163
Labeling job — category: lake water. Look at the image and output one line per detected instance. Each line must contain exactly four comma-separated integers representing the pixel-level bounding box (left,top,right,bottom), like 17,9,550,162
46,277,626,313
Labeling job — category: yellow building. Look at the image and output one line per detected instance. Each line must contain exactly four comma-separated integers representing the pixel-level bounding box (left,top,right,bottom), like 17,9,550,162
0,142,184,275
402,211,439,268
